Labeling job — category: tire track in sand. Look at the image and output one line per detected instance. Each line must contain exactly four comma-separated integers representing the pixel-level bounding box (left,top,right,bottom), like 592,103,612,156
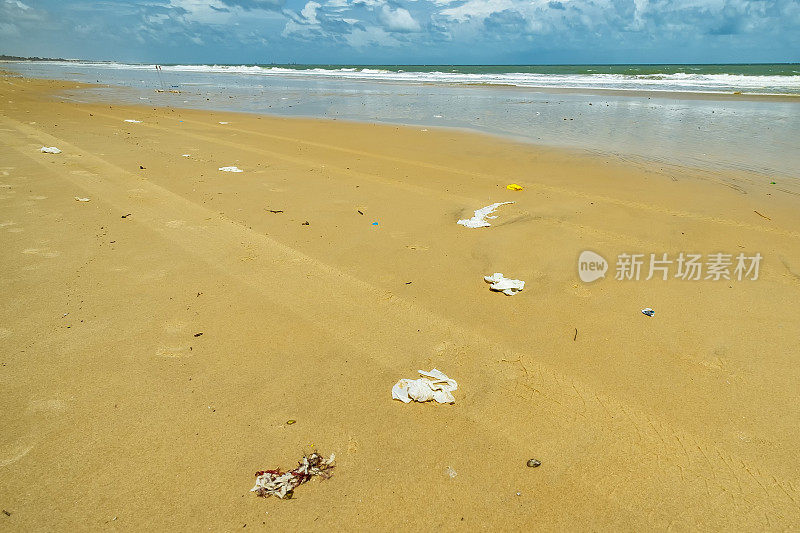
2,115,798,529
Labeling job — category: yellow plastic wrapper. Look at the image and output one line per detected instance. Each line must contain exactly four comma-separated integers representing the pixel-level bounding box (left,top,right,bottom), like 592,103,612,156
506,183,523,191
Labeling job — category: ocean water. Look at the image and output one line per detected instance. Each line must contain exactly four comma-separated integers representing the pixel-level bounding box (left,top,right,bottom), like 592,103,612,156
5,61,800,177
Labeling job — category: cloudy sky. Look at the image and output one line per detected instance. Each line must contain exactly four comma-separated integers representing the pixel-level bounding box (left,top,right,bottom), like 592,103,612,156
1,0,798,64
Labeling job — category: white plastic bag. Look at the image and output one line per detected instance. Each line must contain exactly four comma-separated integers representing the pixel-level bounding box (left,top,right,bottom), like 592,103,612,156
457,202,514,228
484,273,525,295
392,369,458,404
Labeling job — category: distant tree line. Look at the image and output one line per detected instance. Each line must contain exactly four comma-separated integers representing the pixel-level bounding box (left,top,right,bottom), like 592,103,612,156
0,55,69,61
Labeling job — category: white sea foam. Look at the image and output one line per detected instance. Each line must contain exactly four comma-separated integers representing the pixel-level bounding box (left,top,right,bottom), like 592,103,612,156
35,61,800,95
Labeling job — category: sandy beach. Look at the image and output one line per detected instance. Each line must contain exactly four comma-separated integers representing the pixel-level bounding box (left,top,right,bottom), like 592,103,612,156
1,74,800,530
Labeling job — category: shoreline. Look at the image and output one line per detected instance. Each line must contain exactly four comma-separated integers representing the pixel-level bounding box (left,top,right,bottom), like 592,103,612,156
2,73,800,530
6,64,800,180
5,60,800,101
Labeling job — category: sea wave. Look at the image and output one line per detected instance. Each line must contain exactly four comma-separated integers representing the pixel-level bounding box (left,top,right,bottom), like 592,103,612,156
36,61,800,95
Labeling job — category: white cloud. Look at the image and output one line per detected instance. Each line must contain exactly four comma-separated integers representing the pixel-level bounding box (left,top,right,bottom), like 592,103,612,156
301,0,321,23
345,24,400,46
379,5,421,31
439,0,515,22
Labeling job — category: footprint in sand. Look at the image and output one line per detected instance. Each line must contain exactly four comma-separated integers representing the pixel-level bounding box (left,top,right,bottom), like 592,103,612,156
163,320,187,334
22,248,60,258
70,170,95,178
139,269,168,281
156,344,193,358
569,283,592,298
433,340,468,359
347,435,360,455
127,188,149,200
28,398,69,414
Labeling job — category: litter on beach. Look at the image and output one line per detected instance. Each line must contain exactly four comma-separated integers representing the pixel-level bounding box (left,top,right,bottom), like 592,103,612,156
506,183,524,191
251,452,335,499
484,273,525,295
218,121,230,125
123,119,142,123
392,368,458,404
74,196,90,202
457,202,514,228
181,154,191,157
40,146,61,154
218,166,243,172
642,308,655,317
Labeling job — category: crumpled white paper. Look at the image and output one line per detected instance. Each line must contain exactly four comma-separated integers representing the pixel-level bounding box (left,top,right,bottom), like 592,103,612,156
484,273,525,295
124,119,142,123
392,368,457,404
457,202,514,228
40,146,61,154
218,166,243,172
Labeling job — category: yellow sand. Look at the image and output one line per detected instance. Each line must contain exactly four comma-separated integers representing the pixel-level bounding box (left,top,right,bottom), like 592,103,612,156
1,75,799,530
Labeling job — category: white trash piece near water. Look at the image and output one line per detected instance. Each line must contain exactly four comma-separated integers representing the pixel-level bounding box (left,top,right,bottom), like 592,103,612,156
74,196,90,202
484,272,525,295
181,154,191,157
457,202,514,228
392,368,457,404
40,146,61,154
123,119,142,123
218,166,243,172
218,121,230,125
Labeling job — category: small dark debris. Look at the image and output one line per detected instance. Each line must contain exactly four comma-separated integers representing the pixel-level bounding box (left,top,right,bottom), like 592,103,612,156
405,281,412,285
286,419,296,425
301,221,309,225
194,332,203,337
266,209,283,214
2,510,10,517
526,459,541,468
121,214,131,218
139,165,145,169
357,210,363,215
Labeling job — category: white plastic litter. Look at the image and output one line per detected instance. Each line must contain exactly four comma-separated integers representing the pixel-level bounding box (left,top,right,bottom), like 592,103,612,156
218,121,230,125
392,368,457,404
181,154,191,157
250,452,335,499
457,202,514,228
218,166,243,172
124,119,142,123
74,196,90,202
40,146,61,154
484,273,525,295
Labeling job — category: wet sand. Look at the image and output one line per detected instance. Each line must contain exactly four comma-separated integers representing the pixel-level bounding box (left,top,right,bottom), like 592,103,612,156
1,74,800,530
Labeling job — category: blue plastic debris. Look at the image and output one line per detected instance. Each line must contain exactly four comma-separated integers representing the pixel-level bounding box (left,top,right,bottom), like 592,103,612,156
372,222,379,226
641,308,655,317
